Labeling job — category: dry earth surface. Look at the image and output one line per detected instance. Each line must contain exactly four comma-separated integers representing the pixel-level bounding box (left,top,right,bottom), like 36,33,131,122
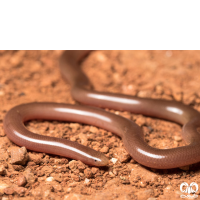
0,50,200,200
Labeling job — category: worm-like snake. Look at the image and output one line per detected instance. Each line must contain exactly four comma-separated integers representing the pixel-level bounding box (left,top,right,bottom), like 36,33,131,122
3,51,200,169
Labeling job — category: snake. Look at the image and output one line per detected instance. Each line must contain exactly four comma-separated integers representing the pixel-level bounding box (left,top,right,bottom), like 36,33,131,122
3,50,200,169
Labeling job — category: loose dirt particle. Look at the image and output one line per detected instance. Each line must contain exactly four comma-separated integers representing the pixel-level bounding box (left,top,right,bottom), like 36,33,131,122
91,167,99,175
0,182,9,194
28,152,43,164
9,146,29,165
46,177,54,182
114,147,131,163
0,165,6,175
69,160,78,171
84,168,93,178
17,175,27,186
78,133,88,146
110,158,118,164
4,187,15,195
53,183,63,192
100,146,109,153
173,135,182,142
71,174,80,182
24,168,36,184
13,165,24,171
14,186,27,196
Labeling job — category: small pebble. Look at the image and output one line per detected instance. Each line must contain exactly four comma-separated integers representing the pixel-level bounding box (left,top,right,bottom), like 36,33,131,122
10,147,29,165
100,146,109,153
110,158,118,164
46,177,54,182
17,175,27,186
173,135,182,142
4,187,14,195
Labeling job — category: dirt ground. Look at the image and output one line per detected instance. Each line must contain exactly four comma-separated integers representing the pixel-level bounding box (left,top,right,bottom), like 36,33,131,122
0,50,200,200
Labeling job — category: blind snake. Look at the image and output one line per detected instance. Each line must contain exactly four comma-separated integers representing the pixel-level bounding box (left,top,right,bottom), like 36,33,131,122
3,50,200,169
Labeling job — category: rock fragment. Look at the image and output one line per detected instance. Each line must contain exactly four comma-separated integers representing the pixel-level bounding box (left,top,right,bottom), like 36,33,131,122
10,147,29,165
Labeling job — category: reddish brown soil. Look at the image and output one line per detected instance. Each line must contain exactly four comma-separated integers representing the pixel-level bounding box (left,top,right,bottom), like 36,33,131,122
0,50,200,200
